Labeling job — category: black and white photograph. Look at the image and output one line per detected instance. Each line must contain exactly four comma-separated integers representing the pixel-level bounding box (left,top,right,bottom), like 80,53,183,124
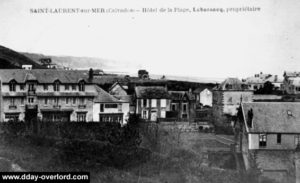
0,0,299,182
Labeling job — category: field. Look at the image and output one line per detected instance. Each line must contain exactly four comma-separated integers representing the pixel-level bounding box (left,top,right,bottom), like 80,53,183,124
0,123,244,183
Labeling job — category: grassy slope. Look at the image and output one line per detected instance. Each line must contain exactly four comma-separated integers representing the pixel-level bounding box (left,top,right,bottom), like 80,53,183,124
0,45,44,69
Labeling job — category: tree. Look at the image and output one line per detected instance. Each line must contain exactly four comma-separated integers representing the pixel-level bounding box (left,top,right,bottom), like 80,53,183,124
255,81,274,94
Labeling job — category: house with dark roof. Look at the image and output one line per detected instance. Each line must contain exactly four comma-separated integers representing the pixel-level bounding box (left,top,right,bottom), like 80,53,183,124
237,102,300,183
168,91,196,121
135,86,170,121
93,86,130,125
212,78,253,126
0,69,128,124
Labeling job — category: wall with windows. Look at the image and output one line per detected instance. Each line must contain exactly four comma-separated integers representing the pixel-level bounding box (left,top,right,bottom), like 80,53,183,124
248,133,299,150
1,97,25,122
136,98,170,121
93,102,130,124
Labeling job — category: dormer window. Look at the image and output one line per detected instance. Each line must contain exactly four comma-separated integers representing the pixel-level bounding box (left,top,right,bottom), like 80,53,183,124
226,84,232,90
53,81,60,91
79,81,85,92
9,80,16,92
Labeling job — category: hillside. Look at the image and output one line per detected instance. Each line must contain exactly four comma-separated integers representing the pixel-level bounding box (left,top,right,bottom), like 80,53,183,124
0,45,44,69
21,52,139,71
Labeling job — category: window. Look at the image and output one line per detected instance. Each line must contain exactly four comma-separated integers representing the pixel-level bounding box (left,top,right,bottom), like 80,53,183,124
72,97,76,104
79,81,85,91
182,114,188,119
259,134,267,147
54,97,59,105
100,104,104,112
151,99,157,107
172,104,176,111
143,99,147,107
10,98,15,106
44,98,48,105
43,84,48,90
77,113,86,122
21,98,24,105
28,84,35,91
295,135,300,147
28,97,34,103
228,97,232,103
79,98,85,105
161,99,166,108
66,97,69,104
277,134,281,144
72,85,76,91
65,85,69,90
9,81,16,92
142,110,147,119
20,84,25,90
226,84,232,90
53,81,60,91
105,104,118,108
183,103,187,112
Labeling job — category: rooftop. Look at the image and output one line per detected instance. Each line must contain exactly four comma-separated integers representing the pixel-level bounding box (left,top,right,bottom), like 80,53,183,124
0,69,91,84
242,102,300,133
215,78,249,90
135,86,170,99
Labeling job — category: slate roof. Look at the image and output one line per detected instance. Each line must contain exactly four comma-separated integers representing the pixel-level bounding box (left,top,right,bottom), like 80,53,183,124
168,91,195,101
135,86,170,99
216,78,248,90
94,85,122,103
0,69,90,83
242,102,300,133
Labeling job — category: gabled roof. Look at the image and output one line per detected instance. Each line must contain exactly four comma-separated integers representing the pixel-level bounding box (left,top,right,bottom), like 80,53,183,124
94,85,122,103
168,91,195,101
135,86,170,99
242,102,300,133
215,78,248,90
0,69,91,83
109,82,128,92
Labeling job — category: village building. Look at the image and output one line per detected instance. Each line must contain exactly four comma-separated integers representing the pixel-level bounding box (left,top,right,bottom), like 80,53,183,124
212,78,253,126
109,82,134,114
238,102,300,183
0,69,128,124
93,85,129,125
135,86,170,121
193,88,213,107
244,72,282,91
283,71,300,95
168,91,196,121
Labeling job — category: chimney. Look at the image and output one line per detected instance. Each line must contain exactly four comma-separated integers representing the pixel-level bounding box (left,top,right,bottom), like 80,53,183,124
88,68,94,81
247,109,253,128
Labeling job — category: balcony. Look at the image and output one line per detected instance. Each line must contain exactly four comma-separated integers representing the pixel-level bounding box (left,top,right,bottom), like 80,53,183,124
78,104,86,109
53,105,61,109
9,105,17,110
27,90,36,96
26,104,38,110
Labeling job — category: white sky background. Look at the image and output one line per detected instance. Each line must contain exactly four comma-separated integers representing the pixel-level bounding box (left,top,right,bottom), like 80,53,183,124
0,0,300,79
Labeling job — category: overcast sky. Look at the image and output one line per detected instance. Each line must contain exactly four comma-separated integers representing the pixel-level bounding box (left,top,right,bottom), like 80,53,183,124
0,0,300,79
